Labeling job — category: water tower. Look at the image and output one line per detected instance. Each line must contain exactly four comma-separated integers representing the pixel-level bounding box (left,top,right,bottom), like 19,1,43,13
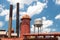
34,18,43,34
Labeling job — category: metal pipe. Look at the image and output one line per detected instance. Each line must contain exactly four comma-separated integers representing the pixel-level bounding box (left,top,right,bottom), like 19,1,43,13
8,5,13,38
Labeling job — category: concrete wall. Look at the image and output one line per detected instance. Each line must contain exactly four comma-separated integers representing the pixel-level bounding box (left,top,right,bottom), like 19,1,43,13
57,37,60,40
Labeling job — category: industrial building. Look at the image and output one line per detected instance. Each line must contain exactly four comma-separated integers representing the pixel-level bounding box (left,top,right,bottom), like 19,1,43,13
0,3,60,40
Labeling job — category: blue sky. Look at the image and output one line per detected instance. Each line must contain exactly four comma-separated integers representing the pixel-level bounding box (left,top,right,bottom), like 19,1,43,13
0,0,60,33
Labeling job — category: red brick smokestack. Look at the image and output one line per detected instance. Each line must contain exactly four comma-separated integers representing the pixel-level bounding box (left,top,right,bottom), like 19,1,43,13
8,5,13,38
20,15,31,39
16,3,19,37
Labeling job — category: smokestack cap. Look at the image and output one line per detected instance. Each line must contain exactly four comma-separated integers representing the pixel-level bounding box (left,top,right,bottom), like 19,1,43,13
22,14,30,19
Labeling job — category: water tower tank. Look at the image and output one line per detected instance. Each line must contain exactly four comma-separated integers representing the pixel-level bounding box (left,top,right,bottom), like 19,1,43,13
34,19,43,27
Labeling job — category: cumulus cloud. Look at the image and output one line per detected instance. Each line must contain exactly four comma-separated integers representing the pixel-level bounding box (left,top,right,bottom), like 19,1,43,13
20,1,47,17
0,9,9,16
53,0,60,5
55,14,60,20
0,8,16,21
0,1,47,21
7,0,38,8
42,19,53,29
0,21,4,27
0,5,10,21
31,17,54,33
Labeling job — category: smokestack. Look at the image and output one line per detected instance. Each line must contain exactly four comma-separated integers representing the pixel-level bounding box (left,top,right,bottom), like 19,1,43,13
16,3,19,37
8,5,13,38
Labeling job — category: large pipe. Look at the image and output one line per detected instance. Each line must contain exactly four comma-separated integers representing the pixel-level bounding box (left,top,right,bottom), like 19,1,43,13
16,3,19,37
8,5,13,38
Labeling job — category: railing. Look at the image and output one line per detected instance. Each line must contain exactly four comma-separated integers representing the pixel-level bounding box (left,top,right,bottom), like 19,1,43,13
23,35,58,40
23,33,60,40
24,38,58,40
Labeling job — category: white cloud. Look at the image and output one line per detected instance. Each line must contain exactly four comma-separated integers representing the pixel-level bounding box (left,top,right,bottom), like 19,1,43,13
42,28,51,33
54,0,60,5
55,14,60,20
5,8,16,21
0,9,9,16
31,17,54,33
0,21,4,27
0,8,16,21
7,0,38,5
20,1,47,17
7,0,38,8
0,1,47,21
42,17,46,20
42,19,53,29
0,9,10,21
27,2,46,17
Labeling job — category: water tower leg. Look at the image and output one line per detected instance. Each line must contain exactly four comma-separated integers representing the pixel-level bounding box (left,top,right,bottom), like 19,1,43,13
34,26,35,33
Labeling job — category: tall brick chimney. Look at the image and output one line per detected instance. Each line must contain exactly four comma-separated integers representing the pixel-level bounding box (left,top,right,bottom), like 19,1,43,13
8,5,13,38
20,14,31,39
16,3,19,37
